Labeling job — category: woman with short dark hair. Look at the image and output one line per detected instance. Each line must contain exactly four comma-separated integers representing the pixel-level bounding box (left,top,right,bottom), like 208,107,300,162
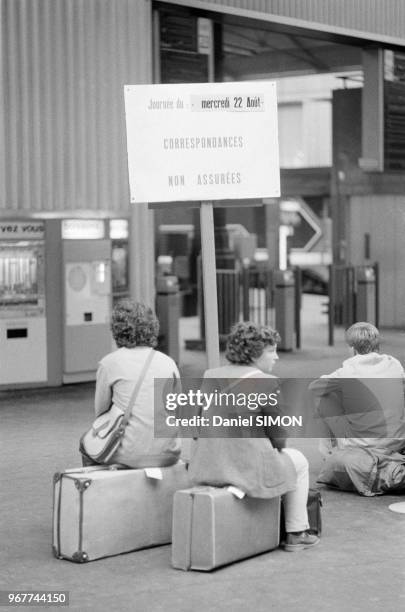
87,299,181,468
111,300,160,349
225,321,281,365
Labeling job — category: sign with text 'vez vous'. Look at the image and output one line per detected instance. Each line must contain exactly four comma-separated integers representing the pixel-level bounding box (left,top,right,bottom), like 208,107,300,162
124,81,280,204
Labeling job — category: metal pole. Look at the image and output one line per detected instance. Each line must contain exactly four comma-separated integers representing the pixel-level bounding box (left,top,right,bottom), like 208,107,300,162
374,261,379,328
350,267,356,324
197,255,205,341
200,202,220,369
328,264,334,346
294,267,301,349
242,265,250,321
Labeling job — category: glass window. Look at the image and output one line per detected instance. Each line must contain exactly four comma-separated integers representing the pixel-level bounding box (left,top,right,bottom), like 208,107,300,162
278,103,304,168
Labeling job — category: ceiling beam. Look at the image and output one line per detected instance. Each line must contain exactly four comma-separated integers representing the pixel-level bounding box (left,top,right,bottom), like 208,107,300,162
222,44,362,79
286,34,330,72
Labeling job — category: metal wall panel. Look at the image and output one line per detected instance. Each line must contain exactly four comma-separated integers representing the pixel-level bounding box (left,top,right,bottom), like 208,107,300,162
349,194,405,326
176,0,405,40
2,0,405,215
1,0,152,214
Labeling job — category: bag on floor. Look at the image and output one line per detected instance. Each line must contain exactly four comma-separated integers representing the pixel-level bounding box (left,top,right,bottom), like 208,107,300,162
307,488,322,535
280,487,322,538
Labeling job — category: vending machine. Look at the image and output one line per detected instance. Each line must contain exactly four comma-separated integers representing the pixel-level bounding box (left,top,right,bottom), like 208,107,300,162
0,221,47,384
62,219,112,383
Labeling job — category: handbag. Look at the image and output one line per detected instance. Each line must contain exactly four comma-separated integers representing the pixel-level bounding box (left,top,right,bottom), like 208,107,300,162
280,487,322,538
80,349,155,464
307,488,322,535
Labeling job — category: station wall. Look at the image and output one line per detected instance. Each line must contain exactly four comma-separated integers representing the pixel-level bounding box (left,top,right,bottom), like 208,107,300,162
177,0,405,41
0,0,152,215
348,194,405,327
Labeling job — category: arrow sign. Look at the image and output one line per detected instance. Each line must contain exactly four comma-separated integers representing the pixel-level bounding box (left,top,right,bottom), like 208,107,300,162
280,198,322,251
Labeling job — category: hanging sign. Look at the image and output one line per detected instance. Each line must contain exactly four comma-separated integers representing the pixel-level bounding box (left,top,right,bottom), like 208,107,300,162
124,81,280,203
0,221,45,239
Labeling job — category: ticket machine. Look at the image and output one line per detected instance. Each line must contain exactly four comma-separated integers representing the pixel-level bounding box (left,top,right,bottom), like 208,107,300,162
62,219,112,383
0,221,47,384
0,218,129,387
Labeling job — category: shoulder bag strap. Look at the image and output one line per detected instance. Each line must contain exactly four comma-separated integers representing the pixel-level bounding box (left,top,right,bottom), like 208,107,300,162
192,368,263,441
223,369,262,393
122,349,155,428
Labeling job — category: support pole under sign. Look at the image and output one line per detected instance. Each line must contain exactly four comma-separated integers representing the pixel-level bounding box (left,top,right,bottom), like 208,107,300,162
200,202,220,368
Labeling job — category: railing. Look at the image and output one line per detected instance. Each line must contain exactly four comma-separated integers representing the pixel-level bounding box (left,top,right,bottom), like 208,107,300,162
241,267,275,327
328,262,379,345
196,261,379,350
217,269,241,336
198,264,301,348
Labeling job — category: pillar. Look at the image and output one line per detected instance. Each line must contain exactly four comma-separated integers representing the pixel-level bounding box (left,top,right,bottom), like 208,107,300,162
129,203,155,308
361,48,384,172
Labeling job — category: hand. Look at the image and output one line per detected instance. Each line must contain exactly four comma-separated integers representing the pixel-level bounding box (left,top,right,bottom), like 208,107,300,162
271,438,286,451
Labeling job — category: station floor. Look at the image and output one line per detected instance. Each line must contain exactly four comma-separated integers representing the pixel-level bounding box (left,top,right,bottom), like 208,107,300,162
1,296,405,612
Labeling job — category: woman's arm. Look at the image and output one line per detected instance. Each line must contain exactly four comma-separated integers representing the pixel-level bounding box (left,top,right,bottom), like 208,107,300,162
94,363,113,417
263,379,287,450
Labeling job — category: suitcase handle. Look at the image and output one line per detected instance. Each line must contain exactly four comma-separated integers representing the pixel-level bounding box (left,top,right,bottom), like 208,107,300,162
59,464,126,476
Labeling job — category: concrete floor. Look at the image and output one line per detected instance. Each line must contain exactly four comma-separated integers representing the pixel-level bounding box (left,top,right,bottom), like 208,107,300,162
1,296,405,611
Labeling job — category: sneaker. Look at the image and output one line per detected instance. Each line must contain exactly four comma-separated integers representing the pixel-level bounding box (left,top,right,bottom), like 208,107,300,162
283,531,320,552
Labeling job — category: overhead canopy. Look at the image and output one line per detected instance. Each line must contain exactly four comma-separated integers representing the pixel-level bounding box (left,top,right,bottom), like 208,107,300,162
221,20,362,79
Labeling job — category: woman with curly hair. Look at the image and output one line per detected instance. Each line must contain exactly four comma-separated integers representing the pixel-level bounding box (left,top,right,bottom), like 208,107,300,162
189,321,319,552
84,299,181,468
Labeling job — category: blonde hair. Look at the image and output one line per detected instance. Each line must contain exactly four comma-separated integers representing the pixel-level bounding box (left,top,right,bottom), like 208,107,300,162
345,322,379,354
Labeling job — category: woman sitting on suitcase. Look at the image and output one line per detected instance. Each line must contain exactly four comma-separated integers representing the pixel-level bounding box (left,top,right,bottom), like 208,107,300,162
188,321,319,552
81,299,181,468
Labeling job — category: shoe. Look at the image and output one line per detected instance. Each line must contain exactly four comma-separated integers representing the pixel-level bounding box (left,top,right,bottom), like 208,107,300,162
283,531,320,552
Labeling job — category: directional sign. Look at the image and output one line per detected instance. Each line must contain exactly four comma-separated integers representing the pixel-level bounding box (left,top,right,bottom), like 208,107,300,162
280,198,321,251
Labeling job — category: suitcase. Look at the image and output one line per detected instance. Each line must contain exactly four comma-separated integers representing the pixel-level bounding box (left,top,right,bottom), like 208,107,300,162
171,487,280,571
53,462,190,562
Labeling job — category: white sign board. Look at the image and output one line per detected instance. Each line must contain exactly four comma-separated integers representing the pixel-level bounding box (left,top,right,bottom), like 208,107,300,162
61,219,105,240
124,81,280,203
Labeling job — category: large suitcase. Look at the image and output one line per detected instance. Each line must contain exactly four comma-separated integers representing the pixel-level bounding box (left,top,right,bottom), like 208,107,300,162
172,486,280,571
53,462,189,562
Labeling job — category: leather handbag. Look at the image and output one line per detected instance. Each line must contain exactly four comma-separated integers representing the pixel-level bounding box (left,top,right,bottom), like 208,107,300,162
307,487,322,535
280,487,322,538
80,349,155,463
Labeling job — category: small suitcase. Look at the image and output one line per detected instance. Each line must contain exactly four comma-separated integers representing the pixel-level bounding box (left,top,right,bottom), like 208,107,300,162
171,487,280,571
53,462,190,562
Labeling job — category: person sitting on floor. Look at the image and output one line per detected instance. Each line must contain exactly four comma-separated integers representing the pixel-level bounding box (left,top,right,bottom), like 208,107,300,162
188,321,320,552
309,322,405,496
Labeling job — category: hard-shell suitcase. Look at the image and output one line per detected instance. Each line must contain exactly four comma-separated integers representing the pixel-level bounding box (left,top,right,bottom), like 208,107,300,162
53,462,189,562
171,486,280,571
